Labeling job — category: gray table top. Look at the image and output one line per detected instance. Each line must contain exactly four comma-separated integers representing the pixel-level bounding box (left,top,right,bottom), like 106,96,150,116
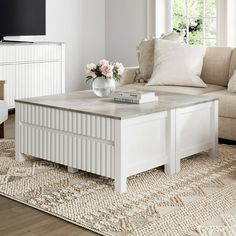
15,90,218,120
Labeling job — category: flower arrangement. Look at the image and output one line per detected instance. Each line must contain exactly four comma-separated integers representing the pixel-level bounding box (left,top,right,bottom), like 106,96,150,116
85,59,124,82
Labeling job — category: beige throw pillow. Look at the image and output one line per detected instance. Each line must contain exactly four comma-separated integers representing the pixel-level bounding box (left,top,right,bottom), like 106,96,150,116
136,31,185,83
147,39,207,88
136,39,155,82
228,70,236,93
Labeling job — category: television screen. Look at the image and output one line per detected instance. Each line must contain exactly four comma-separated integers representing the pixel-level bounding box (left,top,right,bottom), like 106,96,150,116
0,0,46,38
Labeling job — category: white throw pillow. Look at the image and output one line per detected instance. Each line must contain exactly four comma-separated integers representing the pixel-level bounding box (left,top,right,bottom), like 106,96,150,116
147,39,207,88
135,31,185,83
228,70,236,93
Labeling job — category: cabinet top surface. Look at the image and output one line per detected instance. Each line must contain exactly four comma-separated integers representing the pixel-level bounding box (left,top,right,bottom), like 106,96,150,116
0,42,64,47
15,90,218,120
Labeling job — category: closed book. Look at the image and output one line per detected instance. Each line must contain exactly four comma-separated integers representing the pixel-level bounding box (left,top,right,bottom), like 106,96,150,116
114,90,156,100
114,96,158,104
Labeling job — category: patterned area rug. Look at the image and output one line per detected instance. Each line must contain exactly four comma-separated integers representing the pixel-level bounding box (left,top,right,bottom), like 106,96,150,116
0,140,236,236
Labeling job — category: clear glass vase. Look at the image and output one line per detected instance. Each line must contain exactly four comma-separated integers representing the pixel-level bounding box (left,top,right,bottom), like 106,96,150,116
92,77,116,97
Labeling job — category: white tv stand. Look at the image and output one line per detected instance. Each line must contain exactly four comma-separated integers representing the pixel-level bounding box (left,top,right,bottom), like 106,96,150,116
0,42,65,108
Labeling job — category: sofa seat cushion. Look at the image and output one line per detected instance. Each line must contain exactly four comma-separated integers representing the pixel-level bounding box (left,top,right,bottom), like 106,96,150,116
122,83,225,96
203,90,236,119
0,100,8,124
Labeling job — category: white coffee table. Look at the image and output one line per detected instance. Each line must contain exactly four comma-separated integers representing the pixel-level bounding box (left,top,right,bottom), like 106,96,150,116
15,90,218,193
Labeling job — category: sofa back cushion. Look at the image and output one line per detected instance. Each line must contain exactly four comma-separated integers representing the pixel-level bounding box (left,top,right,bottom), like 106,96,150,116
201,47,232,86
229,48,236,79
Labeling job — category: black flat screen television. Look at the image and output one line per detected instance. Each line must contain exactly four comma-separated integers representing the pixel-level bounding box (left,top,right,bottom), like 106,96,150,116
0,0,46,41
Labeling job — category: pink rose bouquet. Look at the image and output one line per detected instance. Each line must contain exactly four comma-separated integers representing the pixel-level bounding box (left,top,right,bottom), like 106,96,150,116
85,59,124,82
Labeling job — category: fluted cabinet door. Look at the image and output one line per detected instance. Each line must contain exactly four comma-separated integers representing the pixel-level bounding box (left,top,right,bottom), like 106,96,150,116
0,43,65,108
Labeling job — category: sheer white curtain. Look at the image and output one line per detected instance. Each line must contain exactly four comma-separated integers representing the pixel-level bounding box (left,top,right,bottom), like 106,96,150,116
155,0,172,37
227,0,236,47
148,0,172,38
217,0,227,46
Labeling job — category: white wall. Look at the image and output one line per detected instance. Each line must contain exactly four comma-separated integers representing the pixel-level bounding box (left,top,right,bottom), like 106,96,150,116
6,0,149,90
105,0,147,67
6,0,105,92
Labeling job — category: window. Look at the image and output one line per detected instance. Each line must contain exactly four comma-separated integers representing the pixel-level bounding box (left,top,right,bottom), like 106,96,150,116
172,0,217,46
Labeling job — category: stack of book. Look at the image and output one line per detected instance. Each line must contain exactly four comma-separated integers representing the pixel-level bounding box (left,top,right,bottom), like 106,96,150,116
114,90,158,104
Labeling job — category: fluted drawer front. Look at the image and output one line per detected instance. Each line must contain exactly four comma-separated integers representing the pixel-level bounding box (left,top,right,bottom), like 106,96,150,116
20,125,115,178
0,44,62,64
19,103,115,142
17,102,116,179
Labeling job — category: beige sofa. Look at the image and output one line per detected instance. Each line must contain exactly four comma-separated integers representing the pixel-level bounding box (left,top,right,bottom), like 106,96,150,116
121,47,236,141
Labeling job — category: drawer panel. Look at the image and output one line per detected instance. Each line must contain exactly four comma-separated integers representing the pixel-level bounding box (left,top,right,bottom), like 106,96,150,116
176,102,212,158
18,103,116,142
0,43,62,64
20,125,115,178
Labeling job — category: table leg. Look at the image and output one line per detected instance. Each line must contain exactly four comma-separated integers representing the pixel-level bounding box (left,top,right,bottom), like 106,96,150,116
115,175,127,193
115,120,127,193
209,100,219,159
68,167,78,173
16,153,26,162
165,109,177,175
15,103,26,162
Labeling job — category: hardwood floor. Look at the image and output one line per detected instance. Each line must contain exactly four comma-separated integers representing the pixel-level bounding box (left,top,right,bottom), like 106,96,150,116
4,114,15,139
0,196,99,236
1,115,100,236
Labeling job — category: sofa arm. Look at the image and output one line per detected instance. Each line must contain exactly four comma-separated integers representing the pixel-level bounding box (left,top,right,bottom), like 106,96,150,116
119,66,139,86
